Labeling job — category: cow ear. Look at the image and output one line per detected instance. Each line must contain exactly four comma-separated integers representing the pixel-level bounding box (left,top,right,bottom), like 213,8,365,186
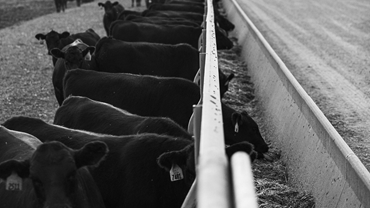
112,1,119,6
82,46,95,58
73,141,109,169
231,112,243,133
60,32,70,39
0,159,30,180
225,142,258,162
35,33,46,40
157,144,194,172
98,2,104,7
50,48,65,59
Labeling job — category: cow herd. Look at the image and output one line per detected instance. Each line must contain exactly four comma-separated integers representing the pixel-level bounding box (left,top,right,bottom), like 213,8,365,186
0,0,269,207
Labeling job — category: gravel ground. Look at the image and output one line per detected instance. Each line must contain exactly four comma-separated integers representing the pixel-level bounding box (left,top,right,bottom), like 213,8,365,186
0,2,105,123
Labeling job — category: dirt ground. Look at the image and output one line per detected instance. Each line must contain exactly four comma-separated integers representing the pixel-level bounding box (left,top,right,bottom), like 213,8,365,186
0,0,81,30
236,0,370,171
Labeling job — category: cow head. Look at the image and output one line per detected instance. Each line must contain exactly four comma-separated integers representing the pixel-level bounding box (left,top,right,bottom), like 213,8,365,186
51,40,95,71
0,141,108,208
35,30,70,55
157,144,196,186
157,141,257,183
98,1,123,20
194,70,234,98
219,72,234,97
215,14,235,32
223,108,269,158
215,28,233,50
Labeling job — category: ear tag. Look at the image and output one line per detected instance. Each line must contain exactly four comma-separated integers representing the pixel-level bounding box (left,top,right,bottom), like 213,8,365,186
170,164,184,182
234,123,239,133
5,173,22,191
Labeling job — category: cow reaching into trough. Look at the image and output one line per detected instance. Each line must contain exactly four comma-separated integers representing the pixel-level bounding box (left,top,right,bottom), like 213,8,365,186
54,96,193,140
110,21,233,50
0,126,107,208
123,14,201,27
62,69,269,155
141,9,235,33
147,3,204,14
90,37,200,79
3,116,257,208
66,37,233,97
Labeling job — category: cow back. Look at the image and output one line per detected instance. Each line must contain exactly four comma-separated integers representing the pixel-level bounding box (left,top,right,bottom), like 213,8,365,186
54,96,193,140
110,21,201,48
90,37,199,80
148,3,204,14
63,69,200,128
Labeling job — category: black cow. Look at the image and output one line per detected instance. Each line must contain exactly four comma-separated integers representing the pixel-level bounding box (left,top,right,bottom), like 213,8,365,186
167,0,204,3
54,0,67,12
90,37,233,96
145,0,164,8
148,3,204,13
110,21,233,50
165,0,235,32
62,69,269,155
54,96,193,140
3,116,257,208
124,15,200,27
98,1,125,35
51,39,95,70
35,29,100,65
166,0,205,7
50,39,95,106
117,9,143,20
142,10,204,22
142,8,235,32
0,126,107,208
214,12,235,33
90,37,199,79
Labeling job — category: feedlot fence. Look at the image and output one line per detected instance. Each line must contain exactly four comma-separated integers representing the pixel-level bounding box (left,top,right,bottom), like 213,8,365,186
183,0,259,207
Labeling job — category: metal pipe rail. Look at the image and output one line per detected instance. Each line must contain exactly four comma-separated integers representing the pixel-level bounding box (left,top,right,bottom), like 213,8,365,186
222,0,370,207
184,0,259,207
